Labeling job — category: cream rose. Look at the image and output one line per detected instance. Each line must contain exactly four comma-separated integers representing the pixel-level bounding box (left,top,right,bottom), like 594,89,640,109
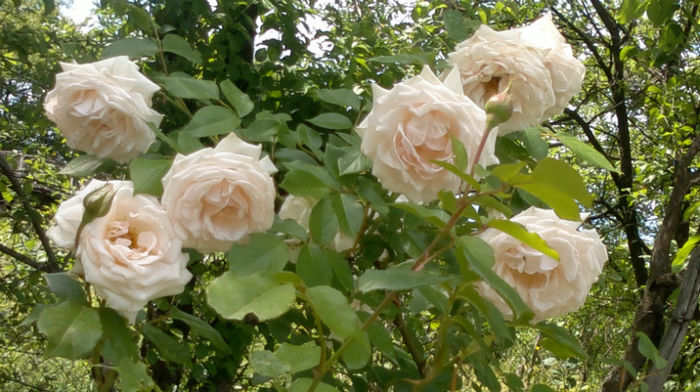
448,14,585,134
278,195,355,252
161,133,277,253
48,179,108,252
356,66,498,203
44,56,163,162
477,207,608,322
75,181,192,322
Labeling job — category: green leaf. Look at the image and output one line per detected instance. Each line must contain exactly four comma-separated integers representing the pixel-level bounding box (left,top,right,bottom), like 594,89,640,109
672,235,699,269
309,197,339,246
162,34,202,64
536,322,588,360
341,330,371,370
457,285,514,345
620,45,641,61
391,203,449,227
220,80,255,117
207,272,296,321
141,324,192,367
306,286,372,370
532,384,557,392
532,158,593,206
636,331,668,369
281,166,334,199
473,194,513,217
316,88,361,109
38,301,102,359
250,350,288,378
364,315,398,363
296,245,334,287
275,341,322,374
44,273,86,304
307,286,360,339
99,308,138,364
504,373,524,392
516,183,581,221
228,233,289,276
184,106,240,137
127,5,153,31
170,308,232,355
471,357,501,392
646,0,677,26
289,378,340,392
444,9,479,41
116,358,155,392
554,133,617,172
618,0,648,23
333,193,364,236
308,113,353,129
20,304,46,327
457,236,534,322
129,156,172,196
338,149,371,176
491,162,527,183
451,135,468,172
58,155,106,177
102,37,159,59
521,128,549,160
487,219,559,260
156,74,219,101
357,267,447,292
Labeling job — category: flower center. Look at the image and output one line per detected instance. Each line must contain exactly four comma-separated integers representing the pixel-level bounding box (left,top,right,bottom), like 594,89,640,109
395,110,454,176
106,220,158,263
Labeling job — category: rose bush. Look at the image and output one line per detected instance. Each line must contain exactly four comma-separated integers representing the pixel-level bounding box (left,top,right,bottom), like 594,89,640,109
161,133,277,253
356,66,498,203
44,56,163,162
477,207,608,322
448,14,585,133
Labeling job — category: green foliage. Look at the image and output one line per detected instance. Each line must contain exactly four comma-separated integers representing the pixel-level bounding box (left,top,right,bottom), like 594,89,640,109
4,0,700,391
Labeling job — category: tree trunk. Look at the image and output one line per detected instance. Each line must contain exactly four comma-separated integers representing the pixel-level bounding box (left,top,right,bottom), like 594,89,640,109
646,248,700,391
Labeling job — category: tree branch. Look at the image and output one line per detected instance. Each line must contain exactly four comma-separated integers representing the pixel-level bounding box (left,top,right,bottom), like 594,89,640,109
0,154,60,272
0,242,56,272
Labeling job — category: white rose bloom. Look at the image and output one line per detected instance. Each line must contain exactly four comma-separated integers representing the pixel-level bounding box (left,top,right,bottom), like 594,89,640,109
477,207,608,322
48,179,109,252
44,56,163,163
279,195,315,228
76,181,192,322
448,14,585,134
278,195,356,252
356,66,498,203
161,133,277,253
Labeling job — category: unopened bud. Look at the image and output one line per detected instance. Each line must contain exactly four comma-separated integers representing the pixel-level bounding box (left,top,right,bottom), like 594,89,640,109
485,91,513,130
81,184,116,226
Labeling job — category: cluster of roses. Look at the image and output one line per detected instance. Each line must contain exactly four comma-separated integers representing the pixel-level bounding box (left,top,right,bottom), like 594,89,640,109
45,57,278,321
45,14,607,324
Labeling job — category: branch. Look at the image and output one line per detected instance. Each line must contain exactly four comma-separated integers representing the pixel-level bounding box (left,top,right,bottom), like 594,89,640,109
0,155,60,272
0,242,56,272
563,108,612,161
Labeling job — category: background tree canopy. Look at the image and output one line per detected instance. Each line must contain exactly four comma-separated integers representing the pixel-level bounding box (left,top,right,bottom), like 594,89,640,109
0,0,698,391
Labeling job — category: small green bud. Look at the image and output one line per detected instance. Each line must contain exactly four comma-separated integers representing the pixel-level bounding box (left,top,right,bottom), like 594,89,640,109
485,91,513,130
81,184,116,226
